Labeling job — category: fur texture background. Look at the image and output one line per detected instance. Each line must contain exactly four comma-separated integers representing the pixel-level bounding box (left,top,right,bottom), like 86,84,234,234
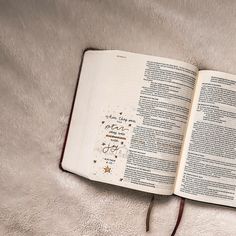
1,1,236,235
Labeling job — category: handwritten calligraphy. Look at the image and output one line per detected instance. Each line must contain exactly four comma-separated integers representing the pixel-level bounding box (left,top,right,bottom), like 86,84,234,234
102,143,120,154
105,124,129,132
93,109,137,177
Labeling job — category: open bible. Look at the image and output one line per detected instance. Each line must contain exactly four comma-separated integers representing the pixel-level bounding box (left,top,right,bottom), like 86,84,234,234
61,50,236,208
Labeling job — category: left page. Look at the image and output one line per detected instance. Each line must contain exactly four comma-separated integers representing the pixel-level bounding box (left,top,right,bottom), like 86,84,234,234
61,50,198,195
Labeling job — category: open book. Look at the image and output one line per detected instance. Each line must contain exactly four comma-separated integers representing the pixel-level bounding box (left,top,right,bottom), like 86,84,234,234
61,50,236,208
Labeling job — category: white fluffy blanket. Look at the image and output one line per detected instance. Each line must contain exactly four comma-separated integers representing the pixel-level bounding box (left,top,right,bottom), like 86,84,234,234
1,1,236,235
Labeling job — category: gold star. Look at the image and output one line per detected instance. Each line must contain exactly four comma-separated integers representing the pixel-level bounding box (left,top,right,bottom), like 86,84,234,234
103,165,111,173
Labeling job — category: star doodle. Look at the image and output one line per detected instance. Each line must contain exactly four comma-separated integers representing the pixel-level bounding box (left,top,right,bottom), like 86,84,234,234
103,165,111,173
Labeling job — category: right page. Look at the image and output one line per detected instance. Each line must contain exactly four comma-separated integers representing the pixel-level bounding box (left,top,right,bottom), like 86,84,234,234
174,70,236,207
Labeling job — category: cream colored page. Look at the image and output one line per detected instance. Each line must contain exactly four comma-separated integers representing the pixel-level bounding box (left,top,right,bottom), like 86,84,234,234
62,50,198,195
175,70,236,207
